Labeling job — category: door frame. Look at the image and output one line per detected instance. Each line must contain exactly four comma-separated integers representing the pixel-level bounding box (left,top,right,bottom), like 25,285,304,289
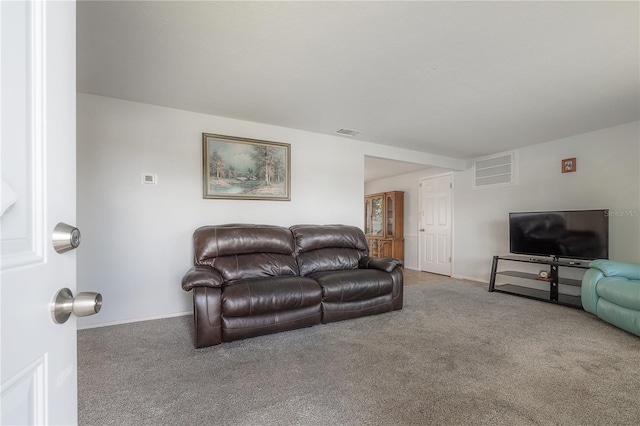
418,172,454,275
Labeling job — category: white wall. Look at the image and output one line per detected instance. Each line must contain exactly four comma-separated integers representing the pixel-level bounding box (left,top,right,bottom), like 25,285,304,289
78,94,637,327
76,94,464,327
365,168,453,270
454,121,640,282
365,122,640,281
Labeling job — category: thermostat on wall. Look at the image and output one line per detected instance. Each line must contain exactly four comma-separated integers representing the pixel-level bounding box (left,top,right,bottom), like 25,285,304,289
142,173,157,185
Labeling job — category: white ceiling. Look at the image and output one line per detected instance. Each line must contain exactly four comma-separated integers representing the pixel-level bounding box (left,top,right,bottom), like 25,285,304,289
364,157,431,183
77,1,639,161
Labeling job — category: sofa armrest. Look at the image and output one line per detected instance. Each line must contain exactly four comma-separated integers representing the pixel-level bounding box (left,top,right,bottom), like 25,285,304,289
589,260,640,280
581,268,604,315
182,266,224,291
358,256,403,273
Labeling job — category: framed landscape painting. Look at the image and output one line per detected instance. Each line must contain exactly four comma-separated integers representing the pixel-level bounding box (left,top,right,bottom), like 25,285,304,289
202,133,291,200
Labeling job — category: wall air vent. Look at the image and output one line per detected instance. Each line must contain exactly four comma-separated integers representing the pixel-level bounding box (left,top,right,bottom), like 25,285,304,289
473,152,517,189
336,128,361,137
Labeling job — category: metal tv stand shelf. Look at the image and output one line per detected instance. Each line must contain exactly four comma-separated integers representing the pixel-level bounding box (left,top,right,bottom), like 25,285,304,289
488,255,590,309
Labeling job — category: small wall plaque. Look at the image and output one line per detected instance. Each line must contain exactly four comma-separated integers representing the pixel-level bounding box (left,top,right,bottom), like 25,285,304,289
561,158,576,173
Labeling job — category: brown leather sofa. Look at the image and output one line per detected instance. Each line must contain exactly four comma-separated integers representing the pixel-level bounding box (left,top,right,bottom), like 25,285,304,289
181,224,403,348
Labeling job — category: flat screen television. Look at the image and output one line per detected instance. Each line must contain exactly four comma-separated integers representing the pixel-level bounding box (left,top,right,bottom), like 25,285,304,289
509,210,609,260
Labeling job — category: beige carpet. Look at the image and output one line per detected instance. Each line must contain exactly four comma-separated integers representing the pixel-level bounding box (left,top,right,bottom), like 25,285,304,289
78,279,640,425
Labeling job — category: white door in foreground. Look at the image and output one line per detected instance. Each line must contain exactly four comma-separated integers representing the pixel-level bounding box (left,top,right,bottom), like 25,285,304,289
419,174,453,276
1,1,78,424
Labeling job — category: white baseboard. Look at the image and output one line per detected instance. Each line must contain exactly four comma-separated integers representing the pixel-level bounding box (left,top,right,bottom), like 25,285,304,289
451,274,488,284
77,311,192,330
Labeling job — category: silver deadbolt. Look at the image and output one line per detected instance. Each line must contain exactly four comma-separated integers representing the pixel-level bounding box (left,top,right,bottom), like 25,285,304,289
52,288,102,324
52,222,81,253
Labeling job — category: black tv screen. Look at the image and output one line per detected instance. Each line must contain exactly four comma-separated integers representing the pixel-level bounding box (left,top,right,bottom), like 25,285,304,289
509,210,609,260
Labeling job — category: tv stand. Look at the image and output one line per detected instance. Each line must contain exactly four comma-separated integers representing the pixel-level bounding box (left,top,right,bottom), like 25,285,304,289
488,255,590,308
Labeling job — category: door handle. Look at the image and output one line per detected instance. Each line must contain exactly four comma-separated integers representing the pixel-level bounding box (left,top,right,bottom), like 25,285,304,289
51,288,102,324
420,228,425,232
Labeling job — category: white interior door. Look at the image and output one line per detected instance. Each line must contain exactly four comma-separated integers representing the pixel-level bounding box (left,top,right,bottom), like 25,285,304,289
419,174,453,276
1,1,78,424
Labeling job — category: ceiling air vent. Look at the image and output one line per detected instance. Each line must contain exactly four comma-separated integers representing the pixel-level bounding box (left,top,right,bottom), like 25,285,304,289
336,128,361,137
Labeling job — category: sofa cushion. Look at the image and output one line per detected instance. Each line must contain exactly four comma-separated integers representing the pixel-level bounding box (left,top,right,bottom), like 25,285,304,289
291,225,368,275
221,276,322,317
297,248,365,276
192,224,299,280
194,224,295,263
222,305,322,342
291,224,369,253
213,253,299,281
596,277,640,311
310,269,393,302
322,295,393,323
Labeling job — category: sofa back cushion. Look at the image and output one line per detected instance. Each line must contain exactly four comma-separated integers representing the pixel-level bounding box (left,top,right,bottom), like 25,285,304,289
193,224,298,281
290,225,368,276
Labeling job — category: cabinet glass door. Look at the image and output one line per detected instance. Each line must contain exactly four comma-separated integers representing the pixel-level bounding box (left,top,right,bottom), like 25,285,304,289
386,193,395,237
371,196,383,235
364,199,372,234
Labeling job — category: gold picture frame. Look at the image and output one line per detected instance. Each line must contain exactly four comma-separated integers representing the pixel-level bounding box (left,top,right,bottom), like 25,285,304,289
202,133,291,200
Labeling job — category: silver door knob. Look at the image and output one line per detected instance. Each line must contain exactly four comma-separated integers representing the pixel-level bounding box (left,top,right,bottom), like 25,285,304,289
51,288,102,324
52,222,81,253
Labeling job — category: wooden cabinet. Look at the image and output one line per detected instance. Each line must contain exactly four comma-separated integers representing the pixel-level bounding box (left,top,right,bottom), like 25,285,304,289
364,191,404,263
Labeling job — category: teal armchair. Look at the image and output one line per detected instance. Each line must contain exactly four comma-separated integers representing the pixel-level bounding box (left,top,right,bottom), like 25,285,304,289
582,260,640,337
